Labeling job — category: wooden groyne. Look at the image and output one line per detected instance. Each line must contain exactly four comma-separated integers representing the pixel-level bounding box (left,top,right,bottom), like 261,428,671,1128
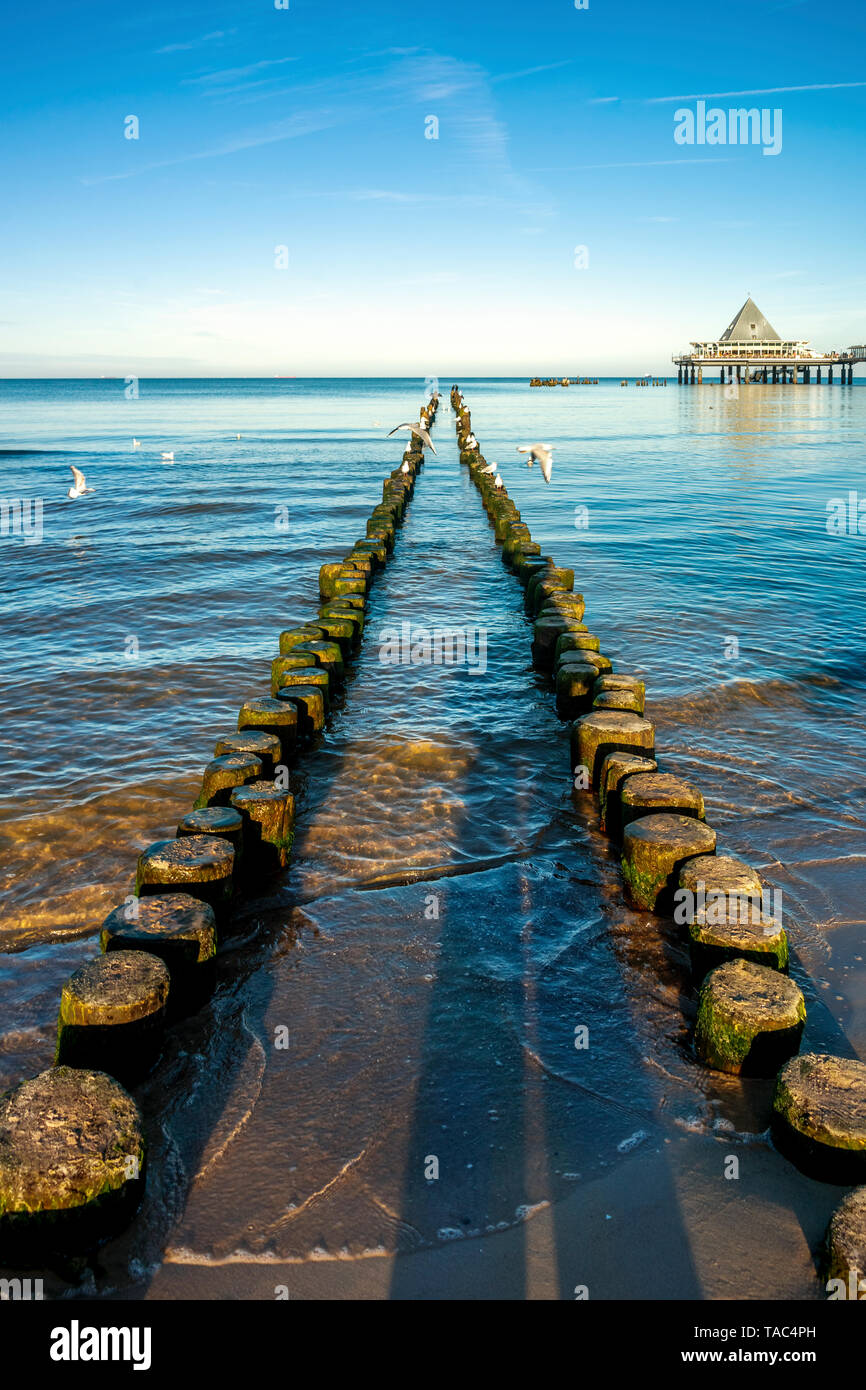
0,394,439,1267
450,384,866,1295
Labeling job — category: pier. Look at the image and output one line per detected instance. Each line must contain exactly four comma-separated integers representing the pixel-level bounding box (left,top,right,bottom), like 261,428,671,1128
674,297,863,383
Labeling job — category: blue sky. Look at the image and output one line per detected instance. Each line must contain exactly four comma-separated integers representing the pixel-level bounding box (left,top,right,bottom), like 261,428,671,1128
2,0,865,374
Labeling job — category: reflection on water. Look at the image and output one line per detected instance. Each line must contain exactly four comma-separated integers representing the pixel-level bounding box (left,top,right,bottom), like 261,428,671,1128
0,378,863,1299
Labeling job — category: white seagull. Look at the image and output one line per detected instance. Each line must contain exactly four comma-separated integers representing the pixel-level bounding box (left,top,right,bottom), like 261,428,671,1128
517,443,553,483
161,451,174,462
479,460,497,475
400,460,410,474
387,422,437,454
493,473,504,490
67,465,94,500
132,438,141,449
466,433,478,449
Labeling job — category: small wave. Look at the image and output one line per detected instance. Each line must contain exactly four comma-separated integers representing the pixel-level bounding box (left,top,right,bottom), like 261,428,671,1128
650,667,858,721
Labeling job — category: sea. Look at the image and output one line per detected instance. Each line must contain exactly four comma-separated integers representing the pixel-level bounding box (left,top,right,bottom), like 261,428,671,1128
0,376,864,1299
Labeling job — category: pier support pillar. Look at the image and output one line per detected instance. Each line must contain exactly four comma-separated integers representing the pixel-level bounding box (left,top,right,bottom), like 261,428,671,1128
772,366,777,383
762,368,767,383
736,365,741,383
697,367,702,384
678,366,682,383
690,366,695,384
828,366,833,383
817,368,822,383
719,368,724,384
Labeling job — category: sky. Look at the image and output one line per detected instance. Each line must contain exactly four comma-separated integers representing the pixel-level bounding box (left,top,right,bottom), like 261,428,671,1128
1,0,865,375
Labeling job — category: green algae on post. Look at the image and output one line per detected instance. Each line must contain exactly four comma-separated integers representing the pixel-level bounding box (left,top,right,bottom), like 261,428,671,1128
555,632,601,659
100,892,217,1008
621,812,716,911
532,614,589,669
215,730,282,775
0,1067,145,1260
290,639,344,678
824,1187,866,1296
278,625,326,654
558,648,613,677
194,753,262,810
55,950,170,1085
312,616,357,654
773,1053,866,1183
135,834,235,919
619,771,706,831
238,697,298,761
555,661,599,720
595,673,646,713
675,853,789,977
571,710,655,790
230,780,295,875
593,689,643,714
597,752,658,837
177,805,244,861
694,958,805,1076
274,666,330,712
275,684,326,735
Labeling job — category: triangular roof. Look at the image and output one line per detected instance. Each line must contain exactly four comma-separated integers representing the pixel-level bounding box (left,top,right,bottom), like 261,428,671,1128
719,297,780,343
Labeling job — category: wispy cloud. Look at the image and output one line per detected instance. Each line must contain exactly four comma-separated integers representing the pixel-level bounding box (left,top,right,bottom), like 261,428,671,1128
491,60,572,84
646,81,866,103
156,30,234,54
588,96,620,104
186,57,298,86
82,109,344,185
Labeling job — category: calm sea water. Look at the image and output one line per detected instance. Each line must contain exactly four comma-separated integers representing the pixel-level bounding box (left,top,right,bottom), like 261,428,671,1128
0,377,864,1299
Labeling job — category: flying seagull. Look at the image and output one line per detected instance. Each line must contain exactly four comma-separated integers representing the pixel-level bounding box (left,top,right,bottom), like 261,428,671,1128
67,465,94,500
387,422,436,454
517,443,553,483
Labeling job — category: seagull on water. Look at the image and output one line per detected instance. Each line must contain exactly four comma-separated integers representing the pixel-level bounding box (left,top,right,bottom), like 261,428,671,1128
161,451,175,462
67,465,94,500
387,422,437,454
132,438,141,449
517,443,553,483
